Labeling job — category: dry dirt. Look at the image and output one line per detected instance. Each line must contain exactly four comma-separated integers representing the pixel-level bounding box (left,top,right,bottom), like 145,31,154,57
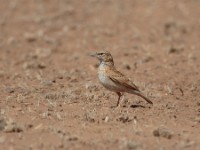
0,0,200,150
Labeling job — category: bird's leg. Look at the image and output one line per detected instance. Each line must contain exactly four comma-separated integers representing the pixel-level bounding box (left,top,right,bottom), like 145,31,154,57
116,92,122,107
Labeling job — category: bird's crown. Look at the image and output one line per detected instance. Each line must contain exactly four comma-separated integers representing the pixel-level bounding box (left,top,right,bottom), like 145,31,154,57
90,50,113,63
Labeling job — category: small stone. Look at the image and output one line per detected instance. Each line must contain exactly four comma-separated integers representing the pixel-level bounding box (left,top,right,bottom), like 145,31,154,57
117,115,132,123
194,117,200,123
68,135,78,141
24,33,37,42
85,111,96,122
42,80,54,87
4,121,23,133
142,56,153,63
0,117,6,130
167,45,184,54
104,116,109,123
0,118,23,133
26,124,33,129
37,63,46,69
123,64,131,70
122,140,142,150
153,127,173,139
5,87,15,93
56,113,62,120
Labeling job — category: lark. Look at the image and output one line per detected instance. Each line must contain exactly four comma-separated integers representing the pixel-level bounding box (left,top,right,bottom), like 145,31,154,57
90,51,153,107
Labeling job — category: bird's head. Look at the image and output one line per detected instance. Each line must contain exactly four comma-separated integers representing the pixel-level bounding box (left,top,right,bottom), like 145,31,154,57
90,51,114,64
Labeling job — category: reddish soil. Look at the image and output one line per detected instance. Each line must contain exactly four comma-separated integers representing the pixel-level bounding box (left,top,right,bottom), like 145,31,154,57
0,0,200,149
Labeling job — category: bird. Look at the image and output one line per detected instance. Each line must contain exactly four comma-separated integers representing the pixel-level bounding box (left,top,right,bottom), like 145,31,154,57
90,50,153,107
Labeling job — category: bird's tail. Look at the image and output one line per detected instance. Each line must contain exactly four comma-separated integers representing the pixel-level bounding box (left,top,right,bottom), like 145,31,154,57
133,91,153,105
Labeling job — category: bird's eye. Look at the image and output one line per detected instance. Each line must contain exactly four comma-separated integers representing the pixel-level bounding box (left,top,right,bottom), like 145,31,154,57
99,53,103,55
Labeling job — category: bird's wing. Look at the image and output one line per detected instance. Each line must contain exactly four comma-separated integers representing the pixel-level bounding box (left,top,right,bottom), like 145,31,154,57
106,68,140,91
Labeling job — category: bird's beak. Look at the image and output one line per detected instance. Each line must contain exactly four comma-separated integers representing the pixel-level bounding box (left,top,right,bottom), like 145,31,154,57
89,52,97,57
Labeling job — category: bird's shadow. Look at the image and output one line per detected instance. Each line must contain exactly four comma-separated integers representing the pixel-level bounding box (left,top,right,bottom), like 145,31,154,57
129,104,150,109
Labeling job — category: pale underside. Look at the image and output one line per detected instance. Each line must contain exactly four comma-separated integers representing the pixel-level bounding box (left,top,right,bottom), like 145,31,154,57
98,63,139,93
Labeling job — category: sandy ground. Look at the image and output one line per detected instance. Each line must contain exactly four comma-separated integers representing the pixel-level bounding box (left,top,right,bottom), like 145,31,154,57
0,0,200,149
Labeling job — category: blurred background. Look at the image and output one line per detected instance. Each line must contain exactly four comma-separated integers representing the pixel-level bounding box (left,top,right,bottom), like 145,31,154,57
0,0,200,149
1,0,200,77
